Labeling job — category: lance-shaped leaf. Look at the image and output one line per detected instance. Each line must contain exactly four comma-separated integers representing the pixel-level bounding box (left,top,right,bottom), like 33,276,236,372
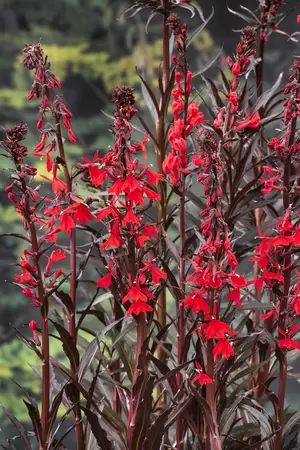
81,407,113,450
0,406,32,450
51,320,79,372
187,7,214,48
137,68,159,124
128,349,155,450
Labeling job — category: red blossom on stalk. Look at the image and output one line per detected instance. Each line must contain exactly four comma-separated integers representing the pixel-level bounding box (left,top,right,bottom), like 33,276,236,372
182,29,251,359
258,0,285,42
213,339,235,360
234,111,261,131
192,370,213,386
29,320,40,345
83,85,165,316
163,16,206,186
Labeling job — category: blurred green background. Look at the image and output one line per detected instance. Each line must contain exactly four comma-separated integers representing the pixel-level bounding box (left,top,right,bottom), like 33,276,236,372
0,0,298,447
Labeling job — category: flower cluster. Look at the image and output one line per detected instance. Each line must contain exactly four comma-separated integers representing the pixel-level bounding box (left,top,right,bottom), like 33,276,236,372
79,86,166,316
163,15,205,185
226,26,256,92
258,0,284,41
184,129,247,360
215,27,260,132
1,124,66,310
22,43,95,244
261,60,300,194
23,43,76,175
252,210,300,350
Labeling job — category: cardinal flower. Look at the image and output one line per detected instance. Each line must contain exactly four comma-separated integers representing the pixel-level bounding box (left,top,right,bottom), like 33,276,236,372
78,152,106,187
213,339,235,359
45,249,66,276
73,203,93,225
59,212,76,234
182,290,209,316
279,339,300,350
235,111,260,131
192,372,213,386
29,320,40,345
206,319,238,340
122,282,153,316
96,273,112,288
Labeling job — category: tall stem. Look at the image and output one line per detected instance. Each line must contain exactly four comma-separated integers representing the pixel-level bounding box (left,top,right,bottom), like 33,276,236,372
206,293,222,450
55,121,85,450
127,313,146,446
30,225,50,450
255,37,265,99
250,34,265,395
156,7,170,344
19,163,50,450
275,158,291,449
176,173,186,450
275,115,297,449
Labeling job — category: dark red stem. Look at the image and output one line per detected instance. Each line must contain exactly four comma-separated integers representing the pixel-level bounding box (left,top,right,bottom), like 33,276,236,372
55,121,85,450
275,115,297,449
17,161,50,450
127,312,146,446
156,5,170,354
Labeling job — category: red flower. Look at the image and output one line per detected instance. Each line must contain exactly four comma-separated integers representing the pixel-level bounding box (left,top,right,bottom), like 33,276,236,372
100,222,123,249
73,203,93,225
23,288,40,306
123,286,148,304
45,249,66,276
122,283,153,316
59,212,76,234
143,187,160,202
52,166,67,195
278,339,300,351
126,300,153,316
135,133,150,159
227,289,241,307
109,177,124,196
29,320,40,345
213,339,235,360
122,208,140,226
96,273,112,288
34,132,47,153
192,372,213,386
232,61,241,77
142,261,166,284
100,234,122,250
96,205,118,221
122,174,141,193
79,152,106,187
163,152,181,184
235,111,260,131
206,319,238,340
186,103,205,132
182,290,209,316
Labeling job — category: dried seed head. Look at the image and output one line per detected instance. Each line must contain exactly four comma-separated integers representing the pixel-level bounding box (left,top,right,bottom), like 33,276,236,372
196,129,217,153
289,60,300,84
166,13,181,35
240,26,256,50
22,43,44,70
7,123,28,142
112,86,136,109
